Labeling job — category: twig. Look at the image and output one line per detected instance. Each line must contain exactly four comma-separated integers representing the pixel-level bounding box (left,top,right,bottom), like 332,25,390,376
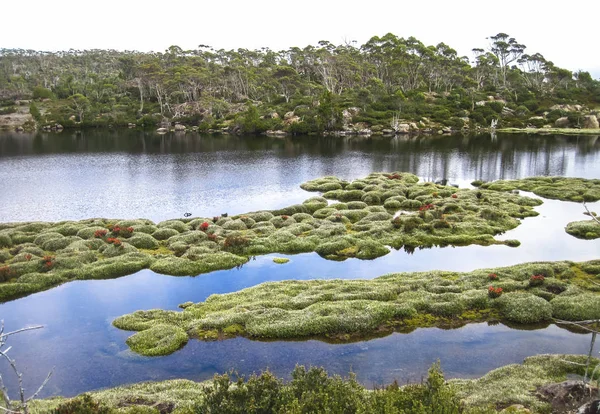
0,326,43,340
583,202,600,225
26,369,54,402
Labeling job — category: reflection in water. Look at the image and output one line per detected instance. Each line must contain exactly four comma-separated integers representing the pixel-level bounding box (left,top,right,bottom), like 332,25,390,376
0,269,593,399
0,131,599,399
0,131,599,222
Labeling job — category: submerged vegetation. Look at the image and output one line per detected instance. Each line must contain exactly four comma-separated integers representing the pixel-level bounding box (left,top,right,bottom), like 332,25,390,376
29,354,599,413
0,172,556,302
1,32,599,134
113,260,600,356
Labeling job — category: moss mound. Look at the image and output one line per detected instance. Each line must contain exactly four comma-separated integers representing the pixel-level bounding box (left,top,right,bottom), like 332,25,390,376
113,260,600,353
125,324,189,356
565,220,600,239
476,176,600,202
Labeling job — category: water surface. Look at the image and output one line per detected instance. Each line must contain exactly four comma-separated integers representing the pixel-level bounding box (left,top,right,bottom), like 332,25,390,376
0,131,599,398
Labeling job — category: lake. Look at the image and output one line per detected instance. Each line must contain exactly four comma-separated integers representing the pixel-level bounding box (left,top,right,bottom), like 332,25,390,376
0,130,599,398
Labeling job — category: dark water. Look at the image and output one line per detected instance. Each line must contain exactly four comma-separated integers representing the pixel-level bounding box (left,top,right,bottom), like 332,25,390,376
0,130,598,222
0,130,599,398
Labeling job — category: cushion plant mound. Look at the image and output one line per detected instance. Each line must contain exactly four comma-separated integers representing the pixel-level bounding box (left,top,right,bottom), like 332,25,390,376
475,176,600,202
112,260,600,355
125,324,189,356
565,220,600,240
497,293,553,324
0,172,594,303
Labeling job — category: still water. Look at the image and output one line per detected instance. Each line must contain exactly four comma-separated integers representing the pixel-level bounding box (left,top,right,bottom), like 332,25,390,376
0,130,599,397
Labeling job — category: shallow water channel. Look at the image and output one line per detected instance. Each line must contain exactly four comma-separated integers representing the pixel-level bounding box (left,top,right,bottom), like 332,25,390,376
0,130,599,397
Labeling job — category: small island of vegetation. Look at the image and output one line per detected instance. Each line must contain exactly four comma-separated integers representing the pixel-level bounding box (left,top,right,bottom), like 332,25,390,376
0,173,598,303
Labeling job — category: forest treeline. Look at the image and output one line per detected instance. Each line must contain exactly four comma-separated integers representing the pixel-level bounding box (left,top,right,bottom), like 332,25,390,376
1,33,599,133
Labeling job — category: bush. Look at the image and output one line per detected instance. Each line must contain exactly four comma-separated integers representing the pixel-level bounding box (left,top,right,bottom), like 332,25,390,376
52,394,111,414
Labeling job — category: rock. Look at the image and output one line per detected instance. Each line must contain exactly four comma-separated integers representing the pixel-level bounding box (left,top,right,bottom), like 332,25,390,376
283,116,300,125
55,124,64,130
69,115,76,121
284,111,295,120
382,129,393,135
475,101,486,107
555,117,570,128
270,112,279,119
128,123,136,128
174,124,186,131
156,128,168,133
442,127,452,134
397,123,410,134
265,130,287,137
537,380,599,413
15,126,24,132
582,115,599,129
409,122,418,130
578,400,600,414
357,129,371,136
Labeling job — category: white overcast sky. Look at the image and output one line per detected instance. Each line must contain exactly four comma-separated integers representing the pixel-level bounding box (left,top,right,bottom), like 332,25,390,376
2,0,599,78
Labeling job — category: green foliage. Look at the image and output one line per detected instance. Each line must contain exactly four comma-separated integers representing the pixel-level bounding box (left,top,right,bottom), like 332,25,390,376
52,394,111,414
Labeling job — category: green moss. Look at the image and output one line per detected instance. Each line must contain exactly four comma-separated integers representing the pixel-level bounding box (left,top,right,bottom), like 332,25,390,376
114,260,600,350
128,233,160,249
565,220,600,239
150,252,247,276
273,257,290,264
151,228,179,240
76,226,108,239
0,233,13,249
551,294,600,320
157,220,189,233
497,293,552,323
479,176,600,202
125,324,189,356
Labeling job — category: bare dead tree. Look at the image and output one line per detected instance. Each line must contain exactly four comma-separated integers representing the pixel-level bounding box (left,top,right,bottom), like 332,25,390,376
583,202,600,225
0,322,53,414
554,319,600,384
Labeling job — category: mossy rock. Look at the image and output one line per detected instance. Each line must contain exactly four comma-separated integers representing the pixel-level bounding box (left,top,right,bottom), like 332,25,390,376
125,324,188,356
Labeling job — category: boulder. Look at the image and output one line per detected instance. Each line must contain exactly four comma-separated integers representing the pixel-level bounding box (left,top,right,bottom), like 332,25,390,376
582,115,599,129
397,123,410,134
156,127,168,133
174,124,186,131
537,380,598,413
409,122,419,130
284,111,295,120
270,112,279,119
382,129,393,135
555,117,570,128
283,115,300,125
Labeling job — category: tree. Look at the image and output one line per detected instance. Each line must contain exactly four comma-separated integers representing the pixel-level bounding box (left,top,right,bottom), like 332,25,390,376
69,93,89,122
488,33,526,88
